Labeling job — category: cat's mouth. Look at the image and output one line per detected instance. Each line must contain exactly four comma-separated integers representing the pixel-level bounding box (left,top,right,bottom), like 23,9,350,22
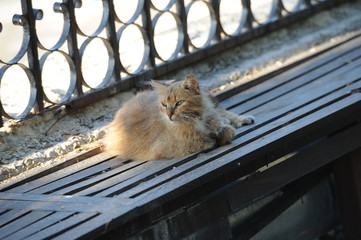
167,114,181,122
169,115,177,122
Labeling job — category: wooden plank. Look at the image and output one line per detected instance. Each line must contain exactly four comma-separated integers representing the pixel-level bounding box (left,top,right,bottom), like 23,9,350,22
25,212,98,240
0,199,106,213
216,33,361,104
4,152,115,193
220,41,361,109
50,160,146,195
78,158,186,197
229,54,361,115
0,210,52,239
0,192,110,204
332,147,361,240
25,158,127,194
0,147,102,191
2,211,74,240
0,209,29,227
232,69,361,139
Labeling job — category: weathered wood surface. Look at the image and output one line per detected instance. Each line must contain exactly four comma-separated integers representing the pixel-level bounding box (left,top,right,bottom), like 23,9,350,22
1,33,361,239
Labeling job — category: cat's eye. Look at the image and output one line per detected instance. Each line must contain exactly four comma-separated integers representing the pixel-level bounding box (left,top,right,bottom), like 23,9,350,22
176,101,184,106
161,102,167,107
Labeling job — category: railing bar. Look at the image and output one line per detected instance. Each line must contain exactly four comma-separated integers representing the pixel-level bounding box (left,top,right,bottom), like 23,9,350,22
21,0,44,112
106,0,121,82
143,0,156,69
211,0,222,42
0,107,3,127
176,0,189,54
66,0,84,96
243,0,253,30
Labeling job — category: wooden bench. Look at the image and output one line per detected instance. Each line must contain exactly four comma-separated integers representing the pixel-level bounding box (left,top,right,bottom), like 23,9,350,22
1,33,361,240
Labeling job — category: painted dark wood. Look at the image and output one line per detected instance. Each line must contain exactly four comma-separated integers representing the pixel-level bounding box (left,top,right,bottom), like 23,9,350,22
333,148,361,240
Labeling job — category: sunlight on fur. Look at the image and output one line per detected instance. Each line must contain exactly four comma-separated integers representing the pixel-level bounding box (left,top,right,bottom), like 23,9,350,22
105,75,254,160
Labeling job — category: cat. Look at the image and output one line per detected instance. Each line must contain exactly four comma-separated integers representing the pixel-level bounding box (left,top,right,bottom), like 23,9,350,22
105,75,254,161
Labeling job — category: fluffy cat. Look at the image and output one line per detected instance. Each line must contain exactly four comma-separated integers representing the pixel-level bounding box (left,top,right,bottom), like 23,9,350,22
105,75,254,161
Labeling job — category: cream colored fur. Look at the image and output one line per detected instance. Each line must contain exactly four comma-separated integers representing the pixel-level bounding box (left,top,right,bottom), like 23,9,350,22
105,75,254,161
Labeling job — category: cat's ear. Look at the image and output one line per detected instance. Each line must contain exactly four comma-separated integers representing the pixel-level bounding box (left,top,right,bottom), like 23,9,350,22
182,75,200,94
151,80,167,92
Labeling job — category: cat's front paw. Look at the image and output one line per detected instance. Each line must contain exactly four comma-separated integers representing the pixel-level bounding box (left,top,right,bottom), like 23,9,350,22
217,125,235,146
234,115,255,128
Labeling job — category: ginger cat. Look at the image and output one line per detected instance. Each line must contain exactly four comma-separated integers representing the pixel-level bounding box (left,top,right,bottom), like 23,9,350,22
105,75,254,161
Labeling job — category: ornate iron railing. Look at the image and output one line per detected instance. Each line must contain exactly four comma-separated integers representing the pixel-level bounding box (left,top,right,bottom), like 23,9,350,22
0,0,344,127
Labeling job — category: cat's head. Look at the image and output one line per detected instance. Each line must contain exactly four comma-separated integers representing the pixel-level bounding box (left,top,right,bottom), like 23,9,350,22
151,75,203,123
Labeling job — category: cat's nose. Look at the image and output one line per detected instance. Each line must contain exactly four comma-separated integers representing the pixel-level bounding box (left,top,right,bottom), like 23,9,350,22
167,112,174,120
166,107,174,120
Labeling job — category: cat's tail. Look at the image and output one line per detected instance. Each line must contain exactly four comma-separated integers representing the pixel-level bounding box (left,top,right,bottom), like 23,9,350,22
103,120,126,157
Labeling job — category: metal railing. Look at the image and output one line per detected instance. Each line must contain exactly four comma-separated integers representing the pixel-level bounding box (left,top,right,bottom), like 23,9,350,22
0,0,343,127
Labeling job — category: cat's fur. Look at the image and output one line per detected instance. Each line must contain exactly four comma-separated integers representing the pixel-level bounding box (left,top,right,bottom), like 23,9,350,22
105,75,254,161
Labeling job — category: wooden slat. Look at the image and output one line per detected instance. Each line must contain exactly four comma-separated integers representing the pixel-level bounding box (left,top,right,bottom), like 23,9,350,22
25,212,98,240
232,66,361,138
2,211,74,240
220,38,361,109
77,158,186,197
0,210,52,239
0,209,29,227
0,147,102,191
24,158,127,194
50,160,146,195
230,53,361,115
217,33,361,104
0,192,109,204
90,155,202,197
0,195,113,213
4,152,114,193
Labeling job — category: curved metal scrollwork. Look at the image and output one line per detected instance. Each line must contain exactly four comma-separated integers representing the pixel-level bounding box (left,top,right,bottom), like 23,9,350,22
1,14,31,65
75,0,109,38
79,36,115,89
37,2,71,51
0,63,37,119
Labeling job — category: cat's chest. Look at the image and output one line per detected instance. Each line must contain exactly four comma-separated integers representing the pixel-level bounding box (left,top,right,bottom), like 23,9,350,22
168,121,209,140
